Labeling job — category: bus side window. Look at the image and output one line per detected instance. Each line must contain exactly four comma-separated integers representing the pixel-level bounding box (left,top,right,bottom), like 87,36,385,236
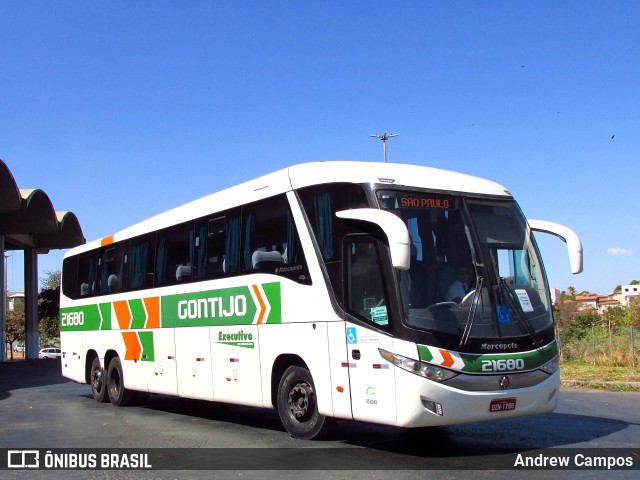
241,195,310,284
156,222,194,286
127,234,155,291
298,183,370,262
344,236,390,329
77,251,97,297
62,255,80,299
97,246,124,294
194,208,241,280
298,183,370,302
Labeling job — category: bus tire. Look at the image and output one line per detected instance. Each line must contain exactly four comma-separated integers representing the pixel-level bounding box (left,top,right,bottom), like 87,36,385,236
277,365,333,440
106,357,134,407
90,357,109,403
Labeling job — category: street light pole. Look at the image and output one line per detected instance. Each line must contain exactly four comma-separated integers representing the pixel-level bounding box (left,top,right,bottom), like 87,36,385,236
370,132,398,163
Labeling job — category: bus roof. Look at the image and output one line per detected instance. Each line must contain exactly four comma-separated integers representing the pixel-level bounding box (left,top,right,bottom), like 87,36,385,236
67,161,511,255
287,161,510,194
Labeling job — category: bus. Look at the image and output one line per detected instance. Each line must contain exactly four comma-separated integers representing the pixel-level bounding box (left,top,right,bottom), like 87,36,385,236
60,161,582,439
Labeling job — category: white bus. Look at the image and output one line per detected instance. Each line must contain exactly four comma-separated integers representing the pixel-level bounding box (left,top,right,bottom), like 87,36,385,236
60,161,582,439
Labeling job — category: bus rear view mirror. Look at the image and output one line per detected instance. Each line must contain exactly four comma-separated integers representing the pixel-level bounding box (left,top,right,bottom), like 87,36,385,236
528,219,583,274
336,208,411,270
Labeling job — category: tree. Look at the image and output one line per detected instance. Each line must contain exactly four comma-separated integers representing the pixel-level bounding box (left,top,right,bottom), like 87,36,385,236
38,270,61,342
556,299,577,329
566,286,577,299
5,304,25,360
40,270,61,290
561,310,600,341
560,291,573,302
602,305,628,333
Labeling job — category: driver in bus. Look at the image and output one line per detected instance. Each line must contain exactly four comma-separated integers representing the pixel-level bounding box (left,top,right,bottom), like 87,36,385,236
446,264,473,303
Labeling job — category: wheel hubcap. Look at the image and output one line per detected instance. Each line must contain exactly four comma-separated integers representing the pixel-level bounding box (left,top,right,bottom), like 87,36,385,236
110,370,121,397
288,382,313,422
92,368,103,391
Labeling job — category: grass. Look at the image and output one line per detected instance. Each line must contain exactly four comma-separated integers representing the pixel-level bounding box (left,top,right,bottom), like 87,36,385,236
560,360,640,392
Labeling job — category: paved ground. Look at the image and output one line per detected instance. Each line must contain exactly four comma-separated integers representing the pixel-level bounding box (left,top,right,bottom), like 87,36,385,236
0,360,638,479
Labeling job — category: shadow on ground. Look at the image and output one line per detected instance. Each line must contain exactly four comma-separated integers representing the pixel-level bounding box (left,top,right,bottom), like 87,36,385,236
0,359,70,401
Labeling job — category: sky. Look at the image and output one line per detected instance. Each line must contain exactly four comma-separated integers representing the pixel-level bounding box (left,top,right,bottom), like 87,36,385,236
1,1,638,295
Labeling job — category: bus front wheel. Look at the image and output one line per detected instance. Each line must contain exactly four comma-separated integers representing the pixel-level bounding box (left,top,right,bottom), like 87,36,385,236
106,357,134,407
277,365,333,440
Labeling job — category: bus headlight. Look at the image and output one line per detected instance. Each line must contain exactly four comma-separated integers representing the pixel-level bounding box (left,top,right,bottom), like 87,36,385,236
539,355,560,375
378,348,458,382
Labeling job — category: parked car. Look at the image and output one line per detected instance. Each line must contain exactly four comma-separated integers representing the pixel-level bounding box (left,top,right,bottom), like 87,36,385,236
13,345,25,353
38,347,61,359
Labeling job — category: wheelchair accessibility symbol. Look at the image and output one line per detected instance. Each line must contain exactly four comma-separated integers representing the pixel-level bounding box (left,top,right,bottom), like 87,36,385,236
346,327,358,344
496,305,511,324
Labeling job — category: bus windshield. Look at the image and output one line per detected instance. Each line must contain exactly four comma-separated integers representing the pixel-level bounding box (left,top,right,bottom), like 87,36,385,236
377,190,552,346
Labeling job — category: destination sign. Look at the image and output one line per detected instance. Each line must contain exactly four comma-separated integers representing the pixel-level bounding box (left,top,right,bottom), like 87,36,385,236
399,196,452,209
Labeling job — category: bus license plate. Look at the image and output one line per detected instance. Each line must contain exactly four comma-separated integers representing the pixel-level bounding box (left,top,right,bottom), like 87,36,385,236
489,398,516,412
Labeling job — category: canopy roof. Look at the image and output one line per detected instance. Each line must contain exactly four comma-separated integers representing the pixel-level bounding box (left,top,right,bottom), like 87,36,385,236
0,159,85,252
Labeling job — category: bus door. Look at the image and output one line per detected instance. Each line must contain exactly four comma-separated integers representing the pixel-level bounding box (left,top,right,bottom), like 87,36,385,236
344,236,397,425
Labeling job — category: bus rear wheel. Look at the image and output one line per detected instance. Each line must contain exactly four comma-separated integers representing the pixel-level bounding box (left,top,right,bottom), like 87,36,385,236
90,357,108,403
106,357,134,407
277,366,333,440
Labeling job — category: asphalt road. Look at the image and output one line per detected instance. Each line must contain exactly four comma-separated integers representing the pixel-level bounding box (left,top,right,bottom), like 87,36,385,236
0,360,638,479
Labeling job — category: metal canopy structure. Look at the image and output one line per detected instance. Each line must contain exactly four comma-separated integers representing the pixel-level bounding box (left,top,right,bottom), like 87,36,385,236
1,159,85,361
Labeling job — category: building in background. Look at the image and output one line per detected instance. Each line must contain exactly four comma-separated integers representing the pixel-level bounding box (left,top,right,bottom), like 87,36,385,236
7,290,24,311
549,288,561,306
618,284,640,306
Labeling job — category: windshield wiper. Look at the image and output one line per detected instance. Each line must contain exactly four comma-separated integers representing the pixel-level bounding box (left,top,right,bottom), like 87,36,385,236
459,276,484,348
498,278,541,346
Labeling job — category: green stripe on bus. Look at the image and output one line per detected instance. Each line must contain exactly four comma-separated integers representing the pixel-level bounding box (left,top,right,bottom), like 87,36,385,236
417,342,558,373
129,299,147,330
60,305,101,332
458,342,557,373
160,282,281,328
161,286,255,327
98,302,111,330
417,345,434,362
61,282,282,331
262,282,281,324
138,331,155,362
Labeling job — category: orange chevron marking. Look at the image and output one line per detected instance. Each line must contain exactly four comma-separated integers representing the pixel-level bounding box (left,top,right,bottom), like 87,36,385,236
101,234,115,247
439,349,455,368
144,296,160,329
252,284,266,324
122,332,141,361
114,300,132,330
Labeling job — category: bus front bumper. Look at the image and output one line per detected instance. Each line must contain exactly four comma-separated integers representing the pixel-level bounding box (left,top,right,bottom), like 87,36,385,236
394,368,560,428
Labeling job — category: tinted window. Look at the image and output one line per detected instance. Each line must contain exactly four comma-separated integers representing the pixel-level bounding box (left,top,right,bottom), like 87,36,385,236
195,208,241,280
96,244,126,294
298,183,370,304
156,222,194,286
298,183,370,262
126,234,155,291
61,194,315,298
77,251,98,297
62,255,79,299
241,195,310,284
